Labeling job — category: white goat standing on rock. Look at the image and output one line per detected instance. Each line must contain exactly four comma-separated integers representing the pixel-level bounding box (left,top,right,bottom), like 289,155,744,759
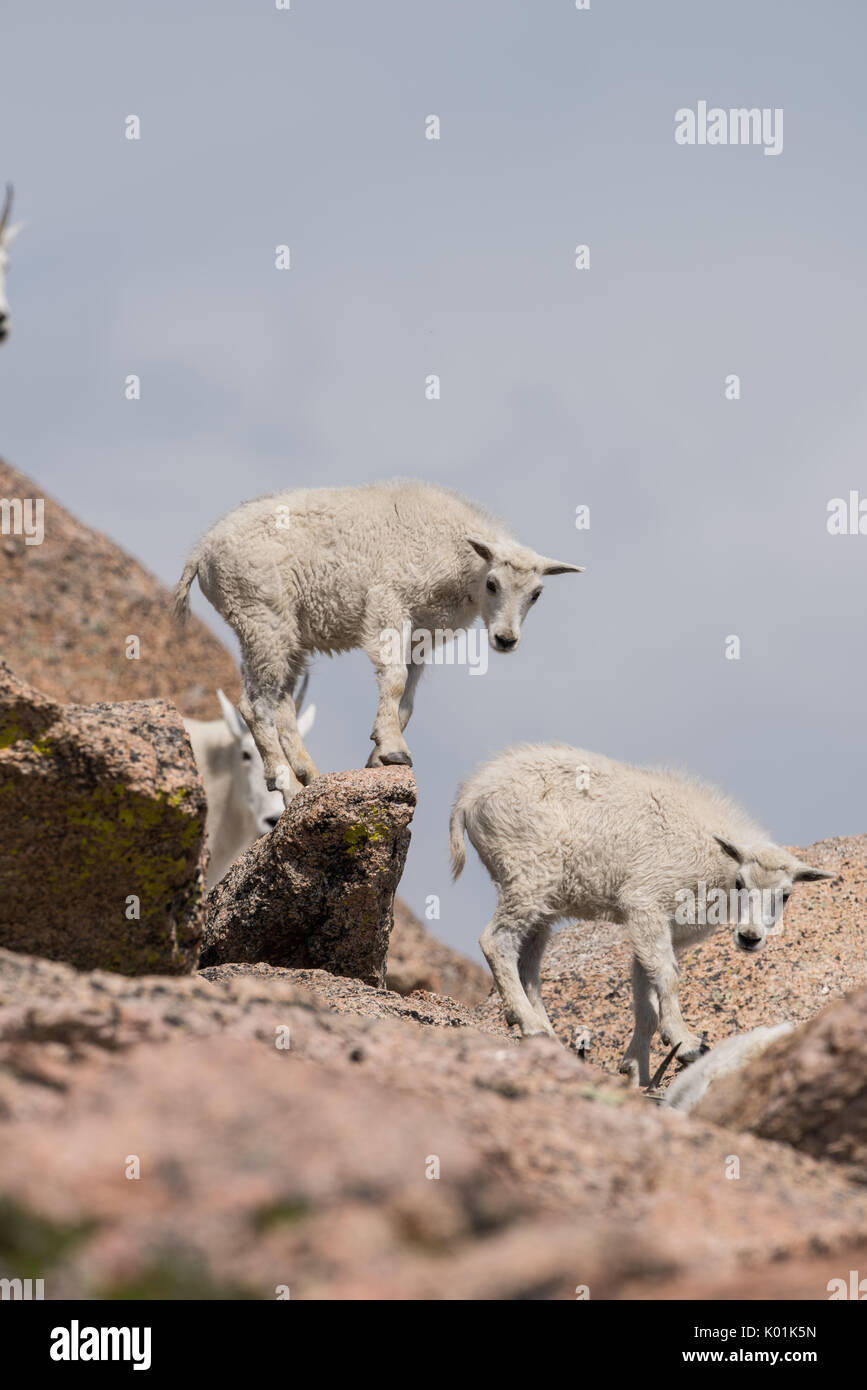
174,481,583,803
0,186,22,343
184,684,316,888
450,744,833,1086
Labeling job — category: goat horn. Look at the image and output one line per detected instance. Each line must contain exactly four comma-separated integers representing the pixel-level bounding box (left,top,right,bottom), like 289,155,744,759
646,1044,680,1093
294,669,309,713
0,184,12,237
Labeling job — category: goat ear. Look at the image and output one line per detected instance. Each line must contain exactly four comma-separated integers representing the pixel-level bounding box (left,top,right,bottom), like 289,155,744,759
297,703,316,738
539,558,585,576
467,537,494,564
714,835,744,864
793,862,835,883
216,688,245,740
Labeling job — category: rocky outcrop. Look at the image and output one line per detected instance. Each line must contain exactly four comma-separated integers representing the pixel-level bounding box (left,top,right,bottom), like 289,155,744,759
693,985,867,1177
200,768,416,987
387,897,491,1005
0,662,206,974
0,457,240,719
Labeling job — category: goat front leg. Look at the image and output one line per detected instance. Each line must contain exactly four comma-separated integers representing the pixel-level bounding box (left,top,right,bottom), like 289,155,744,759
481,910,554,1038
619,956,659,1088
627,911,705,1064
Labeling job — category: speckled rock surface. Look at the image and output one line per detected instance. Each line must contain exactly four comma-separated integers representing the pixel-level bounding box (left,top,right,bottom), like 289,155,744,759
693,983,867,1175
200,767,416,986
387,897,491,1005
199,960,501,1033
0,662,206,974
0,457,241,720
476,835,861,1083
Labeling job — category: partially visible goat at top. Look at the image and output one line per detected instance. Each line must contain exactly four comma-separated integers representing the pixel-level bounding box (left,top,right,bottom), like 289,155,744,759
0,186,22,343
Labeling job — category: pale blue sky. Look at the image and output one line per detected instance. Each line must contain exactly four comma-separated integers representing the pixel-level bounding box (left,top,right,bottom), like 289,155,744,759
2,1,865,955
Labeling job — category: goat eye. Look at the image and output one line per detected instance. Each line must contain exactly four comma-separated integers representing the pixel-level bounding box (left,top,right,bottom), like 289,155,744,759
530,589,542,603
486,579,497,594
241,750,252,762
735,877,744,892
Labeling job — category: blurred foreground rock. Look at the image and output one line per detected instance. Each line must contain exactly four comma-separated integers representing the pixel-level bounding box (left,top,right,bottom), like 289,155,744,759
694,984,867,1176
3,946,867,1298
0,663,206,974
200,768,416,987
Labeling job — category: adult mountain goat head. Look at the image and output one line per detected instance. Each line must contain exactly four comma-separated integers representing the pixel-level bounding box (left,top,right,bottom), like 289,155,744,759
0,186,22,343
174,481,583,804
184,683,316,888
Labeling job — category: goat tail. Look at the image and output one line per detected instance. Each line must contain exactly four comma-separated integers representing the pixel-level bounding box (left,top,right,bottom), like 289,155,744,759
449,798,468,880
172,556,199,625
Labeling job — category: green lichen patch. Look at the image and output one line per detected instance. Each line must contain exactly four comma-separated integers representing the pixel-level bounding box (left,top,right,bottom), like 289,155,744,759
0,1197,97,1279
249,1197,309,1233
343,809,393,857
0,719,54,755
95,1258,260,1301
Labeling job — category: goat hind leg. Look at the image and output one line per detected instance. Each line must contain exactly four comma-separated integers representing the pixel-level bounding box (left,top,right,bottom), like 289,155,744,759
239,687,303,805
275,675,320,785
518,923,556,1039
481,911,552,1038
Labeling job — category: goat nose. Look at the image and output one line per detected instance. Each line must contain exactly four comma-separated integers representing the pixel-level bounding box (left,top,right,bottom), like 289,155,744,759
736,930,762,951
494,633,517,651
264,814,281,828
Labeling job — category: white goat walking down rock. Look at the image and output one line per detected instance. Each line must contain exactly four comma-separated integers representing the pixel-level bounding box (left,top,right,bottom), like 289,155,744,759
184,686,316,888
450,744,833,1085
0,185,22,343
174,481,583,803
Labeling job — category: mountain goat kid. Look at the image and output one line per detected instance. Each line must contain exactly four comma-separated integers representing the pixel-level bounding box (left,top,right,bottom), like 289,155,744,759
450,744,833,1085
174,482,583,804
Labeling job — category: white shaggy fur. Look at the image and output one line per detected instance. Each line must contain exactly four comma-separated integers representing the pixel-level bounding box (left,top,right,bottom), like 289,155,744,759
450,743,832,1085
174,481,582,803
663,1022,794,1113
184,688,315,888
0,185,22,344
